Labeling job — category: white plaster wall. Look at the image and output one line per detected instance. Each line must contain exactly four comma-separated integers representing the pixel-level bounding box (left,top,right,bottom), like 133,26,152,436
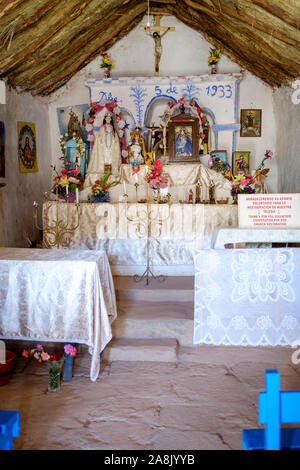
48,15,277,191
0,88,51,247
273,85,300,193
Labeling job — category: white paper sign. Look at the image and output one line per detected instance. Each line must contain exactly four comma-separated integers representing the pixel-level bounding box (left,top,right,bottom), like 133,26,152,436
238,193,300,228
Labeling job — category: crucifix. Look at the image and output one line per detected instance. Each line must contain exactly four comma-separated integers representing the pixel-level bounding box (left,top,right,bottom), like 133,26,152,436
141,15,175,76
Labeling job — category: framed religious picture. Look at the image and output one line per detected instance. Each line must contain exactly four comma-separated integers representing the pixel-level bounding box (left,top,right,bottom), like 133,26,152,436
233,151,251,176
168,113,199,162
210,150,227,164
0,121,5,178
18,122,38,173
240,109,262,137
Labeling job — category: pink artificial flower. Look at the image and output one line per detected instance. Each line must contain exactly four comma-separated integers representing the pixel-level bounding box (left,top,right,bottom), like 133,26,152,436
266,149,273,158
72,169,78,176
240,179,249,186
88,117,94,124
201,134,205,140
245,174,252,179
33,352,40,360
41,352,50,361
178,98,185,105
36,344,43,350
69,177,79,184
208,156,213,168
64,344,77,357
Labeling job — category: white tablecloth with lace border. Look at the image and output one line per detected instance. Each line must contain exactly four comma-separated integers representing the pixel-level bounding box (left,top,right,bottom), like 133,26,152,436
0,248,117,381
194,248,300,346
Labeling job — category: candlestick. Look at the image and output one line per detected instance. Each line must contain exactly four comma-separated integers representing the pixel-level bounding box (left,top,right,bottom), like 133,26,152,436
123,180,127,195
75,188,79,204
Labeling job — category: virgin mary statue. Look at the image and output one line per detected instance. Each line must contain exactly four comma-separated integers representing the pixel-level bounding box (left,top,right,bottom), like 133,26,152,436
84,111,121,188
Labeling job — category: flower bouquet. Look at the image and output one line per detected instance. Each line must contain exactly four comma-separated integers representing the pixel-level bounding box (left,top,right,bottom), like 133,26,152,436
145,159,171,203
100,52,114,77
91,173,120,203
231,149,273,200
22,343,77,392
208,48,221,74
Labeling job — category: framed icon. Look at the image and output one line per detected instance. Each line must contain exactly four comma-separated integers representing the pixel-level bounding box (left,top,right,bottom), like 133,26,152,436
168,113,199,162
233,151,251,176
240,109,262,137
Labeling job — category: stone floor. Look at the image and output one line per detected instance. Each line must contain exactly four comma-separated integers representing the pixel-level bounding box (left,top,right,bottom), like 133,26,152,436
0,342,299,450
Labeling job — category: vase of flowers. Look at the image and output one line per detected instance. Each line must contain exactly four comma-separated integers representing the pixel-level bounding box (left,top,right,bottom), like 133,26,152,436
208,48,221,74
100,52,114,78
91,173,120,203
22,344,63,392
145,159,171,203
51,134,82,201
231,149,273,202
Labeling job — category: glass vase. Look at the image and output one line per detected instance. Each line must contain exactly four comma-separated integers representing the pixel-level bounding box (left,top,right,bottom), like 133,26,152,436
47,361,61,392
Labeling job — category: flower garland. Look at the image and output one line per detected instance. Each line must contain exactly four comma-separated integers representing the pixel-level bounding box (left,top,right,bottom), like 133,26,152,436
84,98,128,163
161,97,207,156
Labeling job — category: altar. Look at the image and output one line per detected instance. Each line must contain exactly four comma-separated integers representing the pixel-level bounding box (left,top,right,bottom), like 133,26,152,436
43,200,238,275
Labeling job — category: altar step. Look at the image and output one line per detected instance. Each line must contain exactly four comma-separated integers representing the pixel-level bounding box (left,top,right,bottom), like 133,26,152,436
104,277,195,363
103,338,178,363
111,300,194,347
114,276,194,303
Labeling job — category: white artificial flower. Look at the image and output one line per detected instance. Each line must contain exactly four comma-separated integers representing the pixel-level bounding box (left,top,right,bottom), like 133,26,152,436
85,124,93,132
122,149,128,157
118,120,125,128
118,130,124,137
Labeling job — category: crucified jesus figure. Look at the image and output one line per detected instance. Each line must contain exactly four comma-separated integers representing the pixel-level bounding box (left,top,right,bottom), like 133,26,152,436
152,28,170,75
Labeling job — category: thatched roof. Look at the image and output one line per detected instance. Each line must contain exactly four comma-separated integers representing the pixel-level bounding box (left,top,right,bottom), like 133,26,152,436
0,0,299,96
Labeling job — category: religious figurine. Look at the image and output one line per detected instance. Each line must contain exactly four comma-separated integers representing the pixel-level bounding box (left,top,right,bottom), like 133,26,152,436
128,130,147,164
188,189,193,203
128,135,144,165
195,180,202,203
84,112,121,188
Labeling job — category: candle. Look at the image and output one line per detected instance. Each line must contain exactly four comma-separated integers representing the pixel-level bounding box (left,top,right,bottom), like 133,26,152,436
134,173,138,184
75,188,79,204
66,184,69,196
123,181,127,194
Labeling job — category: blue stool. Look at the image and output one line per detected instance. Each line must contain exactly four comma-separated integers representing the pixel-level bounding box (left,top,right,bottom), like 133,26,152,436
242,370,300,450
0,410,20,450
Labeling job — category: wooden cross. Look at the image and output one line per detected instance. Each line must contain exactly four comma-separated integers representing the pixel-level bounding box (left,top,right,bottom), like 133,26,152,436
140,15,175,76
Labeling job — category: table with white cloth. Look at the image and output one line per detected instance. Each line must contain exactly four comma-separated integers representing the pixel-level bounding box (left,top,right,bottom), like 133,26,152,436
213,228,300,248
0,248,117,381
194,248,300,346
43,202,238,267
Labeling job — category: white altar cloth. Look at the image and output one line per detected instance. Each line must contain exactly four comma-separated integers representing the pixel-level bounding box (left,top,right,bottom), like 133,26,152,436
43,202,238,267
214,228,300,248
194,248,300,346
0,248,117,381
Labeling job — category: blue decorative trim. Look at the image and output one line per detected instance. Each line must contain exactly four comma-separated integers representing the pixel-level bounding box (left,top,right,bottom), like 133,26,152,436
201,107,216,124
212,124,240,131
120,107,137,130
143,95,177,126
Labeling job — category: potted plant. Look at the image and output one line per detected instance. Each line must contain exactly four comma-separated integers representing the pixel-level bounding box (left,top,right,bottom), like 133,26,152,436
91,173,120,203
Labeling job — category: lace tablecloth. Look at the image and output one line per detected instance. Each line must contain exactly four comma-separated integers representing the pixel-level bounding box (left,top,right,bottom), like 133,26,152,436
194,248,300,346
0,248,117,381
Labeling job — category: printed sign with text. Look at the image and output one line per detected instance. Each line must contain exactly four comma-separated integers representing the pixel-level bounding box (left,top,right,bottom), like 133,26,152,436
238,193,300,228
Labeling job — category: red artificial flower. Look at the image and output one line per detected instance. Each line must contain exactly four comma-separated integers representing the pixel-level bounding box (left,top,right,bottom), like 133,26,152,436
22,349,29,359
88,117,94,124
95,180,100,184
100,52,108,57
102,185,107,190
72,169,78,176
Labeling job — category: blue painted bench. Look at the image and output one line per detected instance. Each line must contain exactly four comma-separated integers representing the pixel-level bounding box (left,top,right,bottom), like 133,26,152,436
0,410,20,450
242,370,300,450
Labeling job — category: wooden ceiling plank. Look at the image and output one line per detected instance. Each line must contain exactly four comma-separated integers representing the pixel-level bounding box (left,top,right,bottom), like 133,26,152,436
24,3,148,94
206,0,300,48
4,0,136,78
9,0,146,86
0,0,92,73
250,0,299,29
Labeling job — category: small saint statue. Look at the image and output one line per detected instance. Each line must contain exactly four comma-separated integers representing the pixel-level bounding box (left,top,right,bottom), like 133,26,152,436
84,111,121,188
188,189,194,203
129,135,145,165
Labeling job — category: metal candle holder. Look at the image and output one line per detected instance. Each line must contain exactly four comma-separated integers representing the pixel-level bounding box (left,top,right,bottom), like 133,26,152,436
125,201,170,285
33,186,81,248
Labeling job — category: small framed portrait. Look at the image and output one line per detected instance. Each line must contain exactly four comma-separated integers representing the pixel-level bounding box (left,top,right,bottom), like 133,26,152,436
168,113,199,162
210,150,227,164
18,122,38,173
233,151,251,176
240,109,262,137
